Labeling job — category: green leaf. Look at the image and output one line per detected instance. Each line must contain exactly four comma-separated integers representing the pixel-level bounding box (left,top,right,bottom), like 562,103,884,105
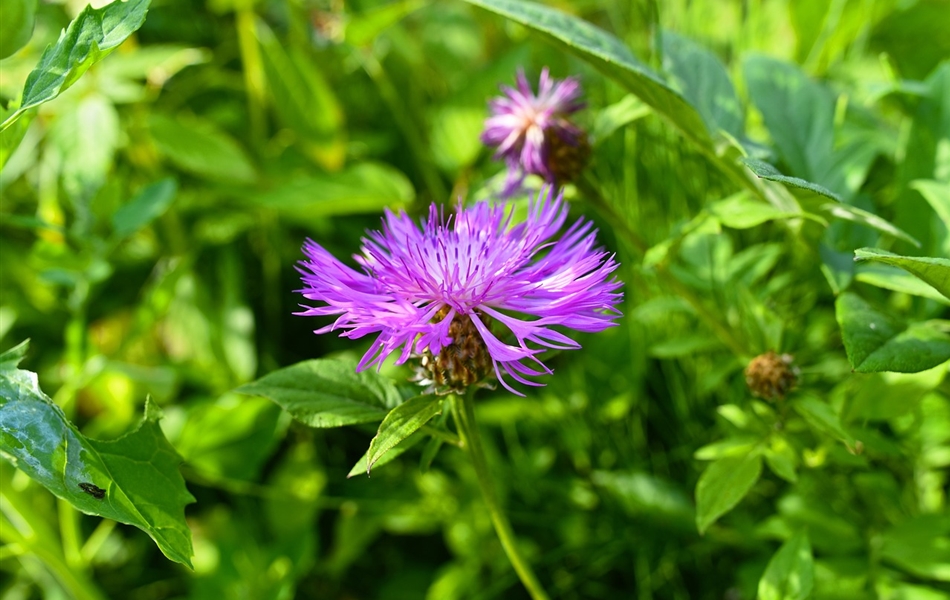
591,94,651,143
148,114,257,183
234,359,402,428
758,532,814,600
879,514,950,581
345,0,428,47
111,178,178,238
855,264,950,305
911,179,950,230
660,31,743,139
48,93,120,200
1,0,150,131
0,0,37,60
365,395,442,474
347,432,424,478
742,159,842,202
695,452,762,534
708,192,816,229
822,204,921,248
461,0,710,148
743,56,835,187
0,341,194,567
0,339,30,369
793,395,855,446
854,248,950,301
836,292,950,373
249,162,414,219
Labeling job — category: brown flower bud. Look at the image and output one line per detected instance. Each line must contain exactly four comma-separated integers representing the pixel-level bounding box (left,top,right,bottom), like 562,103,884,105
745,351,799,401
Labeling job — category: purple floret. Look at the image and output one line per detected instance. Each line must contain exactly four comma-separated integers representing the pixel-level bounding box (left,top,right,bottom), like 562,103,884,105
481,68,586,197
296,186,622,394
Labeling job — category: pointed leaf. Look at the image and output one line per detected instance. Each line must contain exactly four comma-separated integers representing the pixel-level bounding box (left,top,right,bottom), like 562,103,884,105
742,159,842,202
365,395,442,474
758,532,814,600
854,248,950,301
1,0,150,131
836,292,950,373
234,359,402,428
0,0,37,60
793,395,855,446
112,178,178,238
695,452,762,534
462,0,710,148
0,342,194,567
822,204,921,248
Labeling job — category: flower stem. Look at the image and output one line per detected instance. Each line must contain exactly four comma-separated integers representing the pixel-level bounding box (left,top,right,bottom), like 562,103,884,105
450,392,551,600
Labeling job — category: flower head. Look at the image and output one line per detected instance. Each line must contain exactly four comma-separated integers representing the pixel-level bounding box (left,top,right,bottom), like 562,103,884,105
481,68,589,197
296,187,622,395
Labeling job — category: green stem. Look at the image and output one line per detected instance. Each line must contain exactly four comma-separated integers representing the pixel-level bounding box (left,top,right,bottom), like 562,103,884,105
450,391,551,600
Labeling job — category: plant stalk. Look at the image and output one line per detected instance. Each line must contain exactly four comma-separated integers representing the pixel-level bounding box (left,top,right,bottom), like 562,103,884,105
450,391,551,600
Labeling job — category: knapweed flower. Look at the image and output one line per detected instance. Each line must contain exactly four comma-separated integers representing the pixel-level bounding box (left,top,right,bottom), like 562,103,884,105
296,186,622,395
481,68,590,197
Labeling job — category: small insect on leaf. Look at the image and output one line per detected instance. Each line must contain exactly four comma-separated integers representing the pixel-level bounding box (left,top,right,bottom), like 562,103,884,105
78,482,106,499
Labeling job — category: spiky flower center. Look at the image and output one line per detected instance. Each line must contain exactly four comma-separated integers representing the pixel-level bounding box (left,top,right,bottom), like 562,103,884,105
745,351,799,401
416,307,494,395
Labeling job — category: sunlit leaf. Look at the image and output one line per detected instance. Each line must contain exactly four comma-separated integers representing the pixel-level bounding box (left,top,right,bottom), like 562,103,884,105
111,178,178,238
1,0,150,131
148,114,257,183
758,532,814,600
365,395,442,474
854,248,950,301
695,452,762,534
0,341,195,567
0,0,37,60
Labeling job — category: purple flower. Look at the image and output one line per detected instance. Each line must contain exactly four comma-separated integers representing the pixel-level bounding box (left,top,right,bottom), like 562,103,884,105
481,68,589,197
296,187,622,395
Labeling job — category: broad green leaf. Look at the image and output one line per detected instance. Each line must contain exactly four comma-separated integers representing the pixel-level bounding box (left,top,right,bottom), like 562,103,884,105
0,0,150,131
148,114,257,183
758,532,814,600
592,470,694,526
742,159,842,202
743,56,836,188
250,162,413,219
462,0,710,148
694,437,759,461
234,359,402,428
591,94,651,143
911,179,950,230
0,0,37,60
695,452,762,534
879,514,950,581
836,292,950,373
365,395,442,474
854,248,950,301
764,437,799,484
822,204,921,248
660,31,743,139
0,341,194,567
111,178,178,238
793,395,855,446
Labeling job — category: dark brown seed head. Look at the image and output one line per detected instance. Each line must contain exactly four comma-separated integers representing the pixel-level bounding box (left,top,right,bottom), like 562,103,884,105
548,132,591,185
745,351,799,401
414,308,495,395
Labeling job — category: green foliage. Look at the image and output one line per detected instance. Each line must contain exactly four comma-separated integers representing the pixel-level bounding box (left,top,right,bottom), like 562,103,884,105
0,341,194,567
1,0,948,598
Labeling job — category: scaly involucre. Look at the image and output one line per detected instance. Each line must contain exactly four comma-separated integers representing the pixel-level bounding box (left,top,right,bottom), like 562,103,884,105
296,187,622,394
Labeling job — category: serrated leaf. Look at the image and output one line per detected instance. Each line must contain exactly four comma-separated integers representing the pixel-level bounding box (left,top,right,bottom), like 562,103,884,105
148,114,256,183
111,178,178,238
695,452,762,534
742,159,842,201
462,0,710,148
854,248,950,301
793,395,855,446
365,395,442,474
758,532,814,600
234,359,402,428
1,0,150,131
836,292,950,373
0,342,194,567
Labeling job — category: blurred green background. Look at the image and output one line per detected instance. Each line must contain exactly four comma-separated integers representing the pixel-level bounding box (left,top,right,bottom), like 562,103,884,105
1,0,948,598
